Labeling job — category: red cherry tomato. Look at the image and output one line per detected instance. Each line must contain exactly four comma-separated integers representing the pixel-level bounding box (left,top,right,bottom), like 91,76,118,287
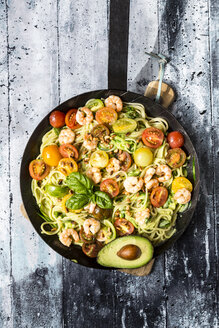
82,242,102,258
167,131,184,148
59,144,79,160
150,187,168,208
165,148,186,168
100,179,119,198
117,151,132,171
49,111,65,128
79,227,96,244
65,109,81,130
29,160,50,180
142,127,164,149
114,218,134,236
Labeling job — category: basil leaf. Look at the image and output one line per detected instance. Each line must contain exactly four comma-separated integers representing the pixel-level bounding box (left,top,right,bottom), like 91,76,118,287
94,191,113,209
66,194,89,210
66,172,93,194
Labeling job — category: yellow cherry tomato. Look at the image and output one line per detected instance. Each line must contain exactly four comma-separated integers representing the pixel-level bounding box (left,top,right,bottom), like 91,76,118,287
42,145,62,166
90,150,109,168
172,177,193,193
58,158,78,176
133,147,153,167
61,194,82,213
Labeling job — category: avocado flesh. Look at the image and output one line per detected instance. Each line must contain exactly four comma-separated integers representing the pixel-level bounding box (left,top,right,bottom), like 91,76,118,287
97,235,154,269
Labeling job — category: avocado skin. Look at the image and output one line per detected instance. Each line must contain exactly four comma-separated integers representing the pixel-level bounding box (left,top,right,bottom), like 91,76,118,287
97,235,154,269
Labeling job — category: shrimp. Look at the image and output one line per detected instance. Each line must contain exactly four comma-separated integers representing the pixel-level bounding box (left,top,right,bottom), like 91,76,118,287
105,95,123,112
144,167,156,183
156,165,172,182
124,177,144,193
83,133,98,151
135,208,150,226
83,218,100,235
86,167,102,184
84,202,96,214
76,107,93,125
59,228,79,247
106,158,120,175
58,128,75,145
96,227,111,242
146,178,159,190
173,188,191,204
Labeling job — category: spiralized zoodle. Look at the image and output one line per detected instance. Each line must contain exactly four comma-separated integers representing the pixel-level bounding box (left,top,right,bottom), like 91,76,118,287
29,95,193,258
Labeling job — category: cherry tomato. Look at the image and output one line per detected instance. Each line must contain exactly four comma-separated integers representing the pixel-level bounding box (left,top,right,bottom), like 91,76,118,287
133,147,153,167
150,186,168,208
100,179,119,198
79,227,96,244
65,109,81,129
91,124,110,140
29,159,50,180
114,218,134,236
167,131,184,148
172,177,193,193
142,127,164,148
92,206,113,220
59,144,79,160
49,110,65,128
117,151,132,171
58,158,78,176
95,107,118,125
42,145,62,166
166,148,186,168
82,242,102,258
90,150,109,168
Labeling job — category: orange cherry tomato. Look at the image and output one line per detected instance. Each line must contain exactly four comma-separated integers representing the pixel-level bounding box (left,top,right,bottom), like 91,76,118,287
114,218,134,236
95,107,118,125
167,131,184,149
65,109,81,129
29,160,50,180
59,144,79,160
166,148,186,168
150,186,168,208
42,145,62,166
142,127,164,149
58,158,78,176
49,111,65,128
100,179,119,198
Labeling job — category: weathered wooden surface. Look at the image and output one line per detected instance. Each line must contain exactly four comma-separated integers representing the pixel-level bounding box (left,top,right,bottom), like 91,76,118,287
0,0,218,327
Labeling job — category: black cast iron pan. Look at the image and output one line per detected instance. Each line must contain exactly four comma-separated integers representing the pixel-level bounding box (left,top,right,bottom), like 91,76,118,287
20,89,200,270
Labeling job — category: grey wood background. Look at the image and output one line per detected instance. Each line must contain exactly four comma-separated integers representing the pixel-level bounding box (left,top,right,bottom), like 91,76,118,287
0,0,218,327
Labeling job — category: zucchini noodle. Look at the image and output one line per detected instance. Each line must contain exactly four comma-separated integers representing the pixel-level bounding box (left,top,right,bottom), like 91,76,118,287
31,97,191,250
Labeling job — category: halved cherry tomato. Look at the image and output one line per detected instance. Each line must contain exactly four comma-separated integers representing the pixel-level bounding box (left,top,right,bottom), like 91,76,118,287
79,227,96,244
58,158,78,176
172,177,193,193
100,179,119,198
150,186,168,208
82,242,102,258
91,124,110,140
114,218,134,236
166,148,186,168
42,145,62,166
142,127,164,149
167,131,184,149
90,150,109,168
117,151,132,171
49,110,65,128
59,144,79,160
65,109,81,129
29,159,50,180
95,107,118,125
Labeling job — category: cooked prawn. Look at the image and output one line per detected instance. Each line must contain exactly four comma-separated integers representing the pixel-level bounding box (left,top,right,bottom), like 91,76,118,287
86,167,102,184
83,133,98,151
83,218,100,235
59,228,79,247
144,167,156,183
76,107,93,125
58,128,75,145
124,177,144,193
135,208,150,226
146,178,159,190
105,95,123,112
96,228,111,242
174,188,191,204
84,202,96,214
156,165,172,182
106,158,120,175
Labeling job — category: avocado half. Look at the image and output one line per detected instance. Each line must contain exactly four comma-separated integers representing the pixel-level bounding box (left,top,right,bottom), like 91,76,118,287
97,235,154,269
